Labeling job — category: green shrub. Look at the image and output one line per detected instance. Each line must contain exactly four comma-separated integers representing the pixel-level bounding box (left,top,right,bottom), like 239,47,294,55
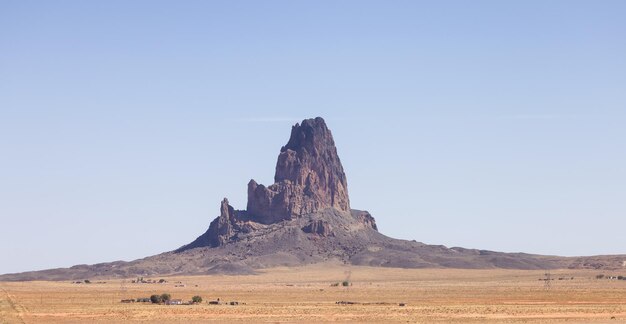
192,296,203,303
160,293,171,302
150,294,162,304
342,281,350,287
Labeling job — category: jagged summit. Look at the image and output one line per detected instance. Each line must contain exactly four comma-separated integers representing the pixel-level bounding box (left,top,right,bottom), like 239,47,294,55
178,117,371,251
248,117,350,224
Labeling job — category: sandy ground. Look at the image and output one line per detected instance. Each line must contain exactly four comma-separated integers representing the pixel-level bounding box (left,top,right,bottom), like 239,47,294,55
1,263,626,323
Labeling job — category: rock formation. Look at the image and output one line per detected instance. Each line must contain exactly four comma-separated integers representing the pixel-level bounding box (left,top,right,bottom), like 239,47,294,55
353,210,378,231
178,117,371,251
177,198,236,250
301,220,334,237
2,116,625,281
247,117,350,223
206,198,236,247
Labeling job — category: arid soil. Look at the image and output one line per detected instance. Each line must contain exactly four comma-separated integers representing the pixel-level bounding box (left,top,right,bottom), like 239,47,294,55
1,263,625,323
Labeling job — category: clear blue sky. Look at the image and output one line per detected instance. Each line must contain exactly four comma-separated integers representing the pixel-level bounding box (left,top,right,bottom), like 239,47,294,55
1,1,625,274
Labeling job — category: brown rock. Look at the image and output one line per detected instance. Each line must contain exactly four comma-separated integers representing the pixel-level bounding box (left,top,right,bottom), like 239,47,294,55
179,198,238,250
206,198,236,247
247,117,350,223
353,210,378,231
301,220,334,237
178,117,366,252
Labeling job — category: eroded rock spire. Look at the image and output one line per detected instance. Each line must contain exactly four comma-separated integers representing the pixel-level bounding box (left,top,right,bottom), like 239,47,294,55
177,117,362,251
247,117,350,223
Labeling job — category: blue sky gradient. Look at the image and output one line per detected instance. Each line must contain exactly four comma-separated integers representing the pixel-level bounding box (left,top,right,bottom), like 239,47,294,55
1,1,625,274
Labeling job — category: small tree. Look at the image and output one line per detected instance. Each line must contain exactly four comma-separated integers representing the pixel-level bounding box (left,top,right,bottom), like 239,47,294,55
342,281,350,287
84,279,91,284
596,274,605,279
192,296,202,303
160,293,171,302
158,279,166,283
150,294,162,304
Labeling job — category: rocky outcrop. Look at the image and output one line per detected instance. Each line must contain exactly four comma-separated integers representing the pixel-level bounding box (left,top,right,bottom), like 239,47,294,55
176,198,239,251
247,117,350,223
352,210,378,231
179,117,370,252
301,220,334,237
206,198,237,247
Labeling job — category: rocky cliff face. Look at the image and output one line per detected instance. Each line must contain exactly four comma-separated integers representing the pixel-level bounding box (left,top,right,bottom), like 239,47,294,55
176,198,237,250
177,117,373,251
301,220,334,237
206,198,236,247
247,117,350,223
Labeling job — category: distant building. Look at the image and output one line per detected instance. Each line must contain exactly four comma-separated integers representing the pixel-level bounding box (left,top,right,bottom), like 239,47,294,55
167,299,183,305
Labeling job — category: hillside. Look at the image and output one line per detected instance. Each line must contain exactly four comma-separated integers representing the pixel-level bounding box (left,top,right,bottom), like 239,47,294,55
1,117,624,281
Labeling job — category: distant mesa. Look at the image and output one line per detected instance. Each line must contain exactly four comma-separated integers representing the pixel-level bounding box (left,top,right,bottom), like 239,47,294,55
1,117,625,281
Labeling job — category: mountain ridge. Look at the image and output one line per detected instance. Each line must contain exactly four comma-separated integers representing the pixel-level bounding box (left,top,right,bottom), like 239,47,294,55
1,117,624,281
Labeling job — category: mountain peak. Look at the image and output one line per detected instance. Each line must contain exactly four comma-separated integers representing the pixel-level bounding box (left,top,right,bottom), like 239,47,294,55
280,117,332,155
4,116,622,282
178,117,359,251
247,117,350,224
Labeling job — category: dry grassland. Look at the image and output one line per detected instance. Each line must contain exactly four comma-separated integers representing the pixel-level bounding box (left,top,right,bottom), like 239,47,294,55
1,263,626,323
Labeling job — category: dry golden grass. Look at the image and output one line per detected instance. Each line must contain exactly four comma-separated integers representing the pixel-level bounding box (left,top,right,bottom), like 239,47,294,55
2,263,626,323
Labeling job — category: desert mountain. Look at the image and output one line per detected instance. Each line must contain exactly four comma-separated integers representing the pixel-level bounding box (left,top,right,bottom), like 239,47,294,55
1,117,624,281
178,117,366,251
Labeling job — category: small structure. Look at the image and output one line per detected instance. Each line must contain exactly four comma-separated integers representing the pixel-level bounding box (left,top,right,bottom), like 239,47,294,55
229,301,239,306
336,301,357,305
209,300,220,305
121,299,135,303
166,299,183,305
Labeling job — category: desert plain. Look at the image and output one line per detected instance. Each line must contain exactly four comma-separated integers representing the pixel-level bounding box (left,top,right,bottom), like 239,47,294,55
1,263,626,323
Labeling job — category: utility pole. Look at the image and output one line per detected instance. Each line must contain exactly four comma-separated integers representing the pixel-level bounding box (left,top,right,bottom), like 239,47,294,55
543,271,551,290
